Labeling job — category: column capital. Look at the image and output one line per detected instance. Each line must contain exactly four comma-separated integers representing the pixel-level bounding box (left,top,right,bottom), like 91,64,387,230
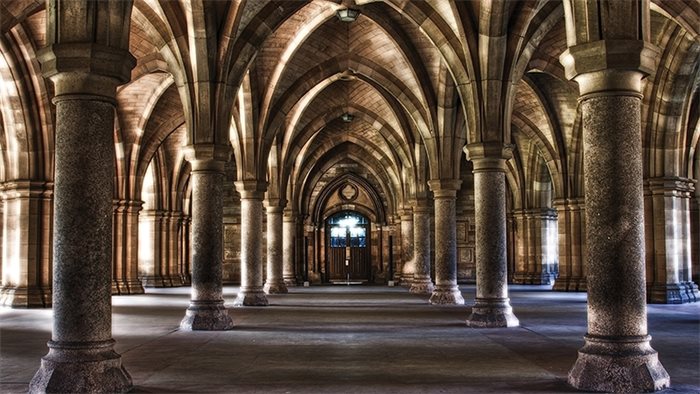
184,144,230,173
264,205,284,214
560,40,658,96
235,180,268,200
464,143,513,172
427,179,462,198
646,176,696,197
37,43,135,99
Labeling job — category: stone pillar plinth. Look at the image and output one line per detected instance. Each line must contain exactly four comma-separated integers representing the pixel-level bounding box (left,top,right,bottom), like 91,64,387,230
112,200,144,295
464,143,519,328
512,208,558,285
264,204,287,294
180,145,234,331
552,198,587,292
233,181,269,306
399,209,414,286
283,212,297,286
427,180,464,305
30,41,135,393
561,38,669,391
644,177,699,303
0,181,53,307
409,203,434,294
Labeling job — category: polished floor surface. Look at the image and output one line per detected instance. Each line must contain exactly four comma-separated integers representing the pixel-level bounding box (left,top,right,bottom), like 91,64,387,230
1,285,699,393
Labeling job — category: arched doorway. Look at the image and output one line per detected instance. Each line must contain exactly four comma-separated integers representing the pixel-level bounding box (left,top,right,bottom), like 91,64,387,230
325,211,370,283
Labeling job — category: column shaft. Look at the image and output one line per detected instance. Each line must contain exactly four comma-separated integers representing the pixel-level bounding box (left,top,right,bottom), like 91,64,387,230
400,210,414,285
427,181,464,305
0,181,53,307
464,145,518,328
564,67,669,392
180,165,234,330
264,206,287,294
552,198,587,291
234,183,268,306
30,95,132,392
282,213,297,286
409,206,434,294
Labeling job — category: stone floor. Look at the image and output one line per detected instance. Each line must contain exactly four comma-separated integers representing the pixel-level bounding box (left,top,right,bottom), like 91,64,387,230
1,285,699,393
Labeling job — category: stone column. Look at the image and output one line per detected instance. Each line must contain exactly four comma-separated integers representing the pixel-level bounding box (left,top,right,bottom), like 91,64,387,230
264,204,287,294
233,181,269,306
513,208,558,285
552,198,587,291
180,215,192,285
427,180,464,305
282,211,297,286
409,203,434,294
645,177,699,303
167,212,184,286
692,192,700,286
561,38,669,391
111,199,145,295
138,210,166,287
0,181,53,307
464,143,519,327
399,208,414,285
30,41,135,391
179,145,234,330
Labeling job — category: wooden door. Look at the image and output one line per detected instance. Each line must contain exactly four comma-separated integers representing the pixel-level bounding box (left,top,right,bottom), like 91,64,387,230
326,212,370,282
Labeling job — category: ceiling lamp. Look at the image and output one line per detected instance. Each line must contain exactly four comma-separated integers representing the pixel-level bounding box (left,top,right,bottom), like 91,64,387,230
336,8,359,23
341,113,354,123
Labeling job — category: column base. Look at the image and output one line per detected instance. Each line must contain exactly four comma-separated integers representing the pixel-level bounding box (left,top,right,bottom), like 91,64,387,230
180,301,234,331
283,277,298,287
648,282,699,304
400,274,413,287
112,280,145,295
428,285,465,305
568,335,670,393
513,272,556,285
181,274,192,286
140,275,168,288
263,281,288,294
465,298,519,328
29,340,132,394
166,275,184,287
409,278,434,294
0,286,52,308
552,277,587,292
233,288,269,306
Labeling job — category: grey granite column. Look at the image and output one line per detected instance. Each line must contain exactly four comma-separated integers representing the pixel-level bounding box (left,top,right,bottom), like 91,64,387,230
409,203,434,294
180,145,234,330
264,204,287,294
234,181,269,306
562,42,669,391
400,209,415,286
464,143,519,328
283,212,297,286
427,180,464,305
30,44,135,392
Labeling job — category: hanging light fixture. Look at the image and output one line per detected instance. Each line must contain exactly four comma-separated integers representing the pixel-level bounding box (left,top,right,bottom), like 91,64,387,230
336,8,359,22
341,113,354,123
